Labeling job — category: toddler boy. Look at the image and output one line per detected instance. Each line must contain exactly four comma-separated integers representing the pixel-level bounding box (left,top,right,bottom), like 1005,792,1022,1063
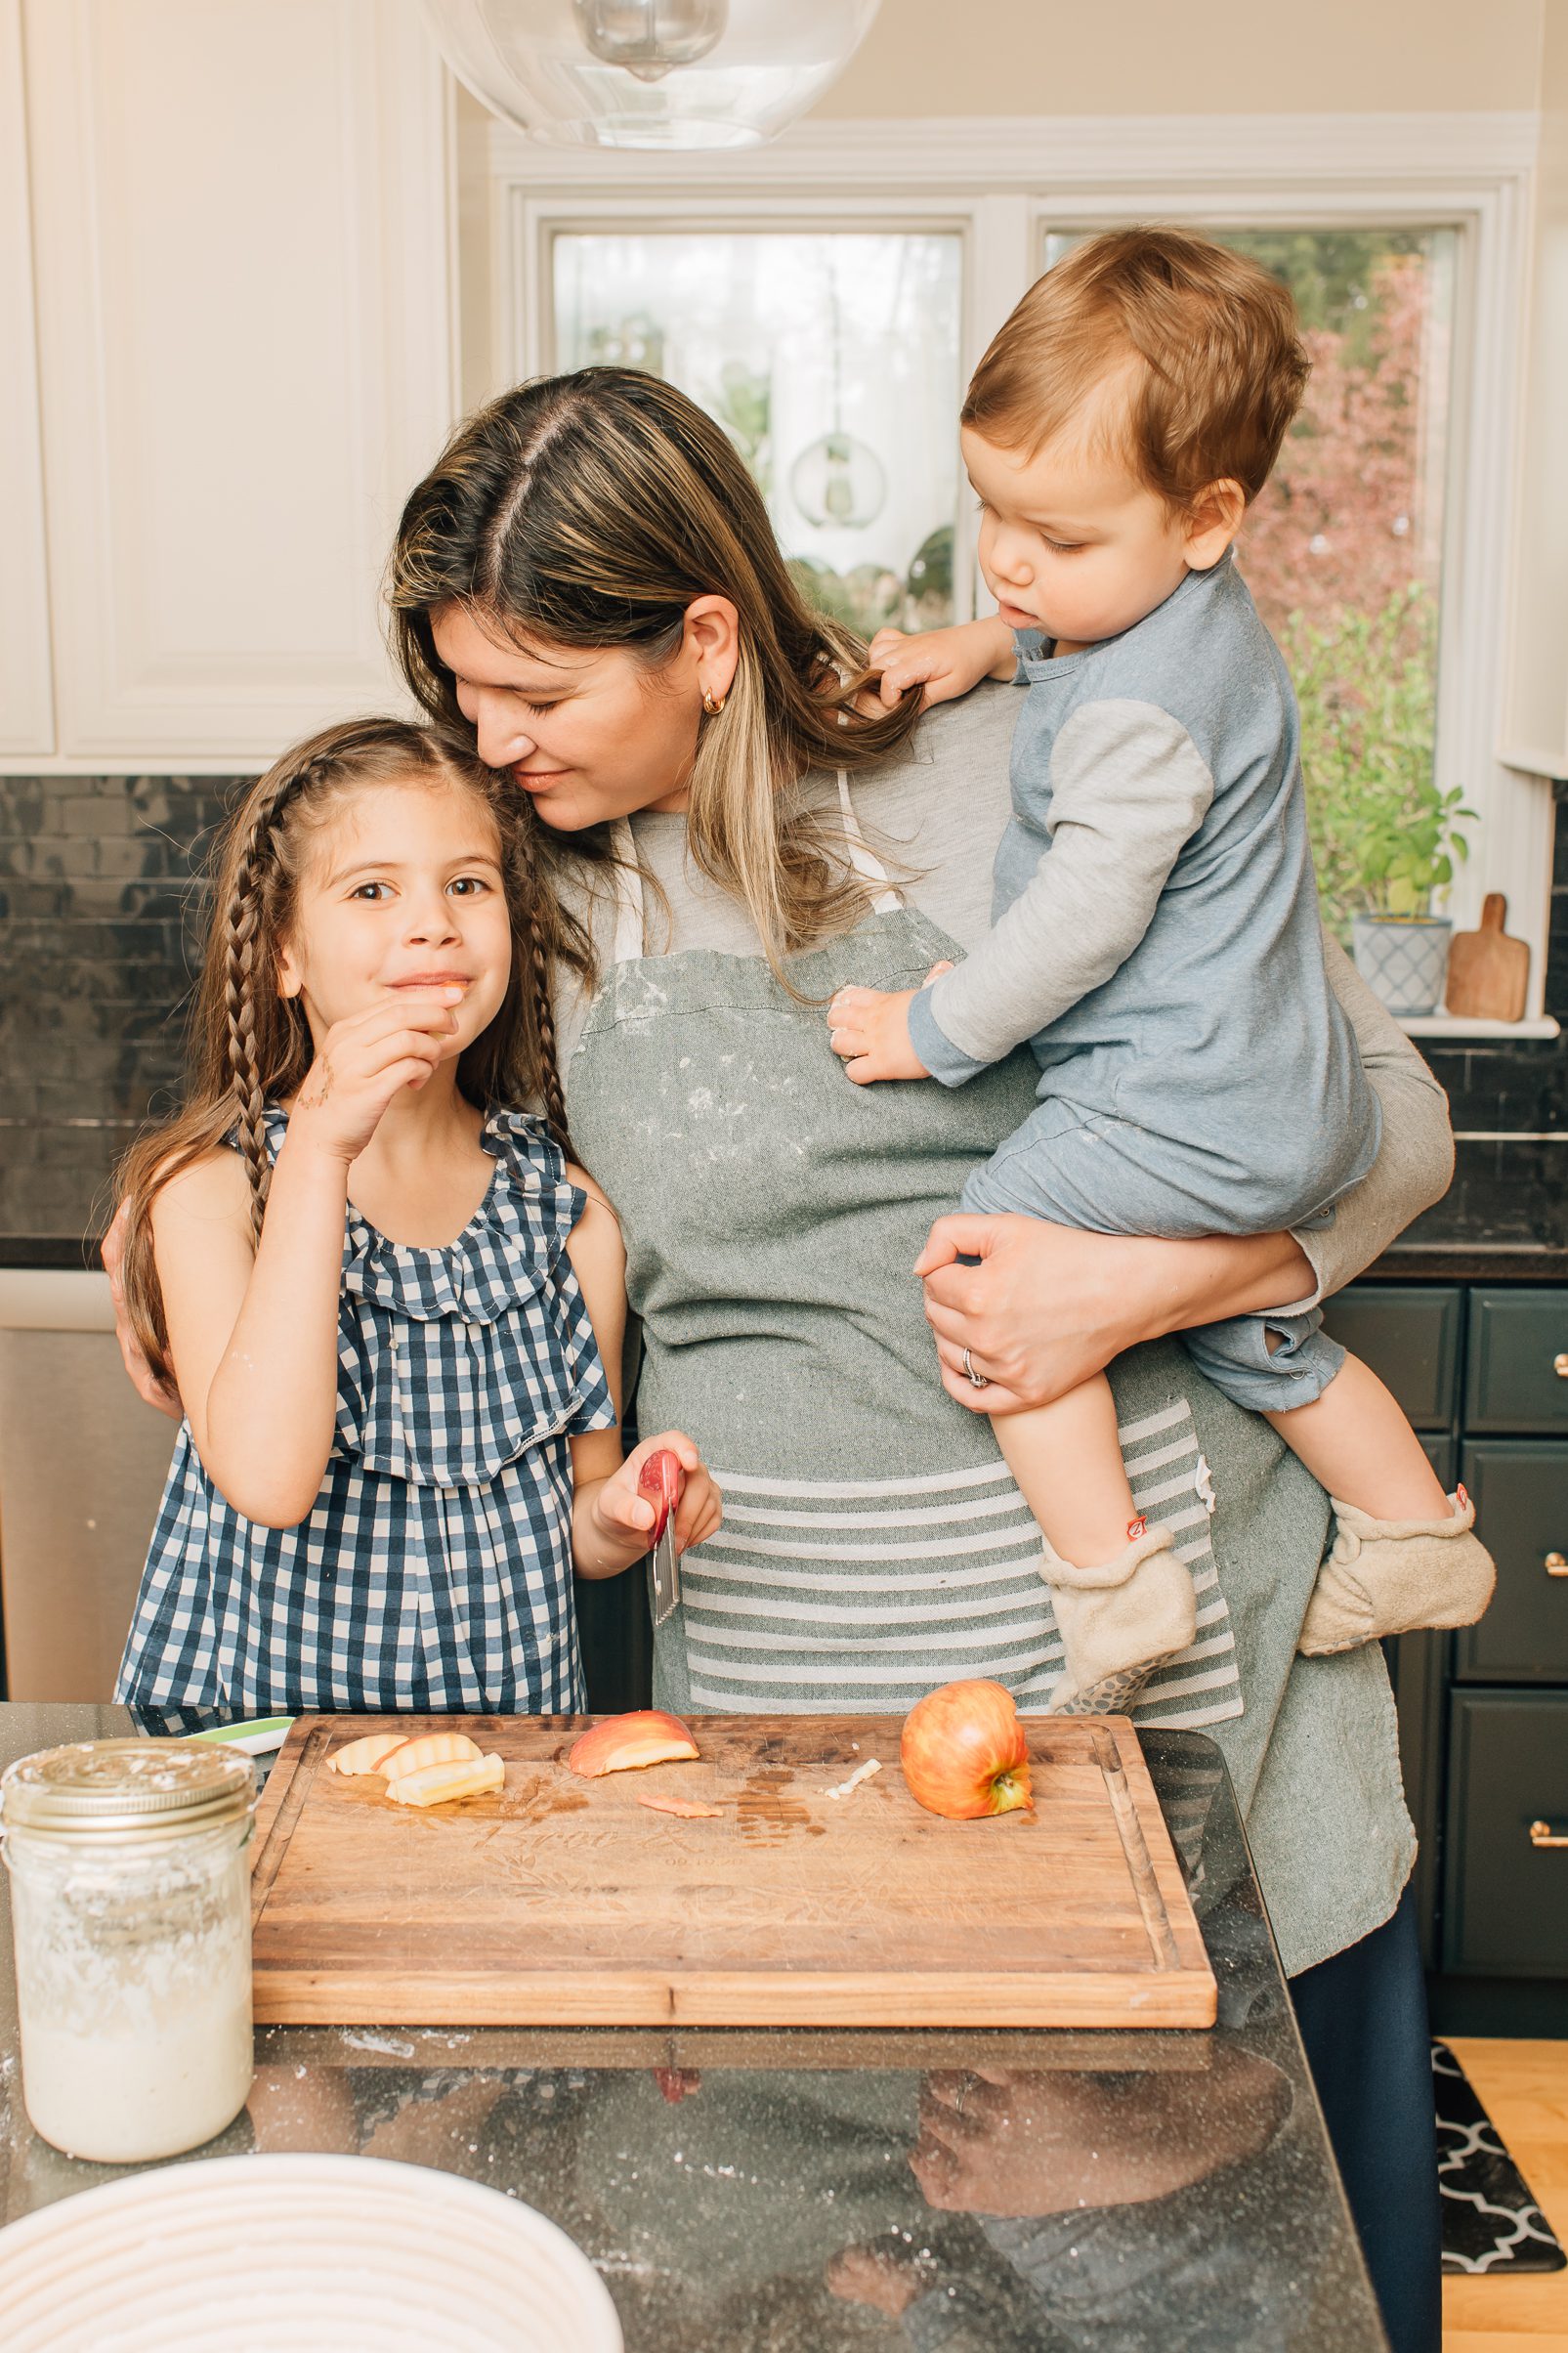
828,229,1492,1709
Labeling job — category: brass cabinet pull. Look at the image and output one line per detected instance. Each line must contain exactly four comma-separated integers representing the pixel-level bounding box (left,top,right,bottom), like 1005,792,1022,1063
1556,1353,1568,1377
1548,1554,1568,1576
1529,1819,1568,1849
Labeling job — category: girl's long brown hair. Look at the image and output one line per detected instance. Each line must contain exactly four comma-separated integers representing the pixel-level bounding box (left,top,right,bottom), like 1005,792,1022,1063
387,366,925,988
116,717,585,1385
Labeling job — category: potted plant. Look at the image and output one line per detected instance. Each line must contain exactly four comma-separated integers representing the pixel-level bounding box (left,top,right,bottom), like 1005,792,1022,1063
1287,589,1477,1015
1341,784,1477,1014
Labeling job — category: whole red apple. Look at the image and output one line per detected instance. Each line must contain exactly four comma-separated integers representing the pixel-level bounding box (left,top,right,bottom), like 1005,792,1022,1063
900,1680,1034,1819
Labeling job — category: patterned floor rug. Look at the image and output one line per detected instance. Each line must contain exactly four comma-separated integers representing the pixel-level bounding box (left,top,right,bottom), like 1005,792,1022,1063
1434,2040,1566,2274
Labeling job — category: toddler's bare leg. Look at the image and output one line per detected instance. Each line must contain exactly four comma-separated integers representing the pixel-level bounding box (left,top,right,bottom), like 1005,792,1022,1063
994,1376,1196,1713
994,1375,1139,1564
1265,1353,1447,1518
1268,1353,1494,1654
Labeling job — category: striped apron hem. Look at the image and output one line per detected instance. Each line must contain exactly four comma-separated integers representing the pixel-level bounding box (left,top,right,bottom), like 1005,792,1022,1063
686,1399,1243,1728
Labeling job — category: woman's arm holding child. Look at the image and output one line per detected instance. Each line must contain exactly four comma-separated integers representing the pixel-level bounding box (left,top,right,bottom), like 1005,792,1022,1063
913,945,1454,1415
1278,933,1454,1307
564,1172,722,1580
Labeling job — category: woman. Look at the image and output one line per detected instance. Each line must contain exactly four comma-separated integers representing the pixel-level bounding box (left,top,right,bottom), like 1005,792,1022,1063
112,367,1446,2350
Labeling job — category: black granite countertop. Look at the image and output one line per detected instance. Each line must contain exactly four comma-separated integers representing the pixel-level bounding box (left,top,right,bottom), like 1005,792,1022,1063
3,1227,1566,1286
1369,1239,1568,1283
0,1238,104,1270
0,1702,1388,2352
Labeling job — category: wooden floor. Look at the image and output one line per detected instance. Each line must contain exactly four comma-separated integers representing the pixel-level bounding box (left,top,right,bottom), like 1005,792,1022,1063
1443,2039,1568,2352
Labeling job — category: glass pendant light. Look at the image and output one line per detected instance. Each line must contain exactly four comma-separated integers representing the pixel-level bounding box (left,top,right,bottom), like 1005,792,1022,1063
421,0,883,150
572,2,727,80
789,431,886,532
788,257,886,532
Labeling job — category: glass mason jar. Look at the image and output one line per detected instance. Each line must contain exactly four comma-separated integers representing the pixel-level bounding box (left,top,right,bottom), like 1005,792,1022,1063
1,1739,256,2161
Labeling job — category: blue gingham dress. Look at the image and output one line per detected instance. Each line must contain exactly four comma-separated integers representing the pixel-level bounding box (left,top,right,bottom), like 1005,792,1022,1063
116,1105,615,1715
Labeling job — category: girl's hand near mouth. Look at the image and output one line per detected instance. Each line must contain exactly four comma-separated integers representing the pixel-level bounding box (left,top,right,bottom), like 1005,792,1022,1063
289,989,465,1166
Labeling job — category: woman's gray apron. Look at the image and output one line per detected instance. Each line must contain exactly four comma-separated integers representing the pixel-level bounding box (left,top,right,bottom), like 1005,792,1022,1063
567,776,1244,1730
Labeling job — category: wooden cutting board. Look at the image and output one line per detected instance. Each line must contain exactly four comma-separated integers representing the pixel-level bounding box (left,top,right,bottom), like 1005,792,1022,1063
250,1714,1216,2030
1445,893,1530,1021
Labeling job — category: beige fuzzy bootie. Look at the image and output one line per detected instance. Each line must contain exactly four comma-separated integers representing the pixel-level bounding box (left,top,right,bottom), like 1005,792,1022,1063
1042,1520,1197,1715
1297,1489,1495,1657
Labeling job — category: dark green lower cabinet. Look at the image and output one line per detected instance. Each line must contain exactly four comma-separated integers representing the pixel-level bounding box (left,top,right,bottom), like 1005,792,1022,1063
1455,1441,1568,1683
1442,1690,1568,1977
1320,1284,1462,1430
1420,1434,1457,1488
1465,1290,1568,1434
1291,1276,1568,2024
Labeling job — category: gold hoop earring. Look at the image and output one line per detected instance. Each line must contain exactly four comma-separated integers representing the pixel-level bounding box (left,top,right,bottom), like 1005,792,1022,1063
702,690,727,716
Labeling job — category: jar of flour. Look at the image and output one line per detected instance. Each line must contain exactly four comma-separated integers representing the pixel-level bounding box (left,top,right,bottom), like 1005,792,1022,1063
1,1739,255,2160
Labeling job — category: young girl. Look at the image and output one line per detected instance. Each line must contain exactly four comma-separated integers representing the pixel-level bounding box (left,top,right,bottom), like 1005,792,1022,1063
114,715,720,1715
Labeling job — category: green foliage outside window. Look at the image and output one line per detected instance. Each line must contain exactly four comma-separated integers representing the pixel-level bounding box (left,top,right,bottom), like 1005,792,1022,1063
1226,228,1464,933
1282,586,1475,932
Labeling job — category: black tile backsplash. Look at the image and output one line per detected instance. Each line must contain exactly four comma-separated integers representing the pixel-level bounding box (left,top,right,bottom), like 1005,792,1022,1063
2,773,1566,1257
0,774,239,1247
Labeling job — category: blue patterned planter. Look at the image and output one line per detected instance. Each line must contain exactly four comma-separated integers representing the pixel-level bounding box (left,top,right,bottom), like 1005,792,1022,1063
1351,914,1452,1015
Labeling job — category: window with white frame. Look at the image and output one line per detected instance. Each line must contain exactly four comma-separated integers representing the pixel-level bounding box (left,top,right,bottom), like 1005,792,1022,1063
494,112,1550,1023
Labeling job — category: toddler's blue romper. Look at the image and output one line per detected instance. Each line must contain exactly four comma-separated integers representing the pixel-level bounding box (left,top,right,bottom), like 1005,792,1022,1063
907,554,1382,1414
116,1105,614,1714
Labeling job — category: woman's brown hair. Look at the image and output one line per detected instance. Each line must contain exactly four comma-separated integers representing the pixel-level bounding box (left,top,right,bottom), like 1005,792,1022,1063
115,716,584,1384
388,366,924,985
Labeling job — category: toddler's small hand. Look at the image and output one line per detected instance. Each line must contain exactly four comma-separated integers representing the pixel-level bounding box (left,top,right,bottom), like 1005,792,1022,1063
868,626,965,710
826,983,933,1084
868,626,915,707
869,620,1013,709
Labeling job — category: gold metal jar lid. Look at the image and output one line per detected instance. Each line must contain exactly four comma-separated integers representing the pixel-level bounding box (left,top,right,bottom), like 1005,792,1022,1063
0,1739,255,1839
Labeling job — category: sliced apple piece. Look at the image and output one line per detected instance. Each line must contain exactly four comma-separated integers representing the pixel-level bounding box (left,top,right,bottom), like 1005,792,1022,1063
328,1733,414,1777
379,1732,484,1782
384,1753,505,1808
567,1710,699,1778
635,1791,723,1819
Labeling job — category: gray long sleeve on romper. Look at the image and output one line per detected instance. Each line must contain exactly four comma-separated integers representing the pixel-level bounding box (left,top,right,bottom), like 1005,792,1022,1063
906,551,1381,1412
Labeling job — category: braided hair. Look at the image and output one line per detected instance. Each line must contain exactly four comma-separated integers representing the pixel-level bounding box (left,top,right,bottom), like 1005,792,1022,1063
115,717,584,1382
219,742,329,1236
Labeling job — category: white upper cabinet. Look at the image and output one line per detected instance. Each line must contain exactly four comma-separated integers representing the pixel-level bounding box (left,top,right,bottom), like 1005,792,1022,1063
0,0,54,757
15,0,456,768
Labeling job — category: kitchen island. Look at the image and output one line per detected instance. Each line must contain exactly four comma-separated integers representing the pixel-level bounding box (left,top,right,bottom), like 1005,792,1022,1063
0,1703,1387,2350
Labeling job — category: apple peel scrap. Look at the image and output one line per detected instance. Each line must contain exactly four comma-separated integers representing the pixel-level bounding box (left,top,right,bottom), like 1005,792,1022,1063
567,1710,700,1778
635,1791,723,1819
384,1753,505,1808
